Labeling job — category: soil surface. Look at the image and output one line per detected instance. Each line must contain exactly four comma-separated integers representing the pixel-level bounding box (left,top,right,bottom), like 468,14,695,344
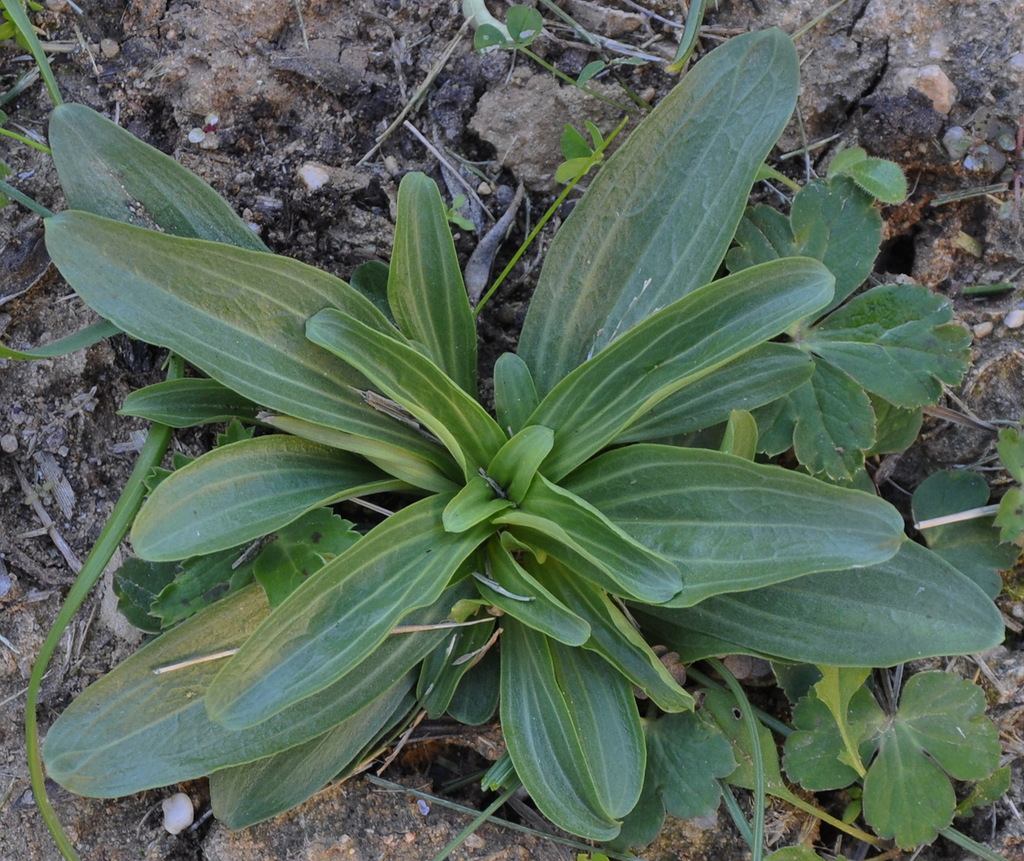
2,1,1023,859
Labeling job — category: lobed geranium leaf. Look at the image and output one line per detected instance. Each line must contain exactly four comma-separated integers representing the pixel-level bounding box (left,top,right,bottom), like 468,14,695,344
527,257,834,480
862,671,1001,848
639,541,1005,666
210,680,415,829
131,435,404,561
44,212,453,473
149,545,256,626
205,495,491,729
564,444,902,606
997,426,1024,483
49,103,268,250
112,557,173,633
501,618,644,840
828,147,908,204
307,309,506,478
913,470,1014,598
119,378,261,427
387,173,476,394
995,486,1024,545
519,29,799,394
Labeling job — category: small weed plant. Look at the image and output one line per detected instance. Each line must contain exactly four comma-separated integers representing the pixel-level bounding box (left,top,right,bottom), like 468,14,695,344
1,14,1012,860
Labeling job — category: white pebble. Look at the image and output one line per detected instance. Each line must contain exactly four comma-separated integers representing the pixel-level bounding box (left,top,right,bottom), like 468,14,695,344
1004,309,1024,329
1010,53,1024,72
297,162,331,191
0,433,16,453
161,792,194,835
972,321,993,339
187,128,206,144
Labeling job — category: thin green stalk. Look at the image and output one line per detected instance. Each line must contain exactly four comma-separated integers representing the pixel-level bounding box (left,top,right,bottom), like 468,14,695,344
0,0,63,106
518,46,637,113
474,115,630,315
0,125,51,152
0,178,54,217
939,826,1010,861
26,354,182,861
429,782,519,861
708,657,765,861
667,0,708,72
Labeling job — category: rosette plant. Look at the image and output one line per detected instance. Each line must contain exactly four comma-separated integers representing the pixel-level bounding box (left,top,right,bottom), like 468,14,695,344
36,28,1001,844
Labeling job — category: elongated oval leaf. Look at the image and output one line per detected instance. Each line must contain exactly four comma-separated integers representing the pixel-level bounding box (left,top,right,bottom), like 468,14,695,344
518,29,799,394
388,172,476,393
307,309,507,477
50,103,269,250
501,618,644,840
44,211,452,472
527,257,833,479
564,444,903,606
205,495,491,729
131,435,404,561
639,541,1004,665
43,583,461,796
119,378,261,427
494,351,539,434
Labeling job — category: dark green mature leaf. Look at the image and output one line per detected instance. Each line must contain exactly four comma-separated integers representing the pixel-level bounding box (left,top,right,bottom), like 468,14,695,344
387,173,477,393
639,541,1005,666
49,104,268,250
565,445,902,606
417,616,497,717
614,712,735,848
446,646,500,725
205,495,491,729
726,176,881,311
210,680,414,828
527,257,834,479
500,475,681,603
863,672,1001,848
617,343,813,443
119,378,261,427
307,309,507,478
44,212,453,473
519,29,799,394
800,284,970,407
501,618,645,840
43,583,462,796
913,470,1014,598
113,558,172,633
131,435,403,561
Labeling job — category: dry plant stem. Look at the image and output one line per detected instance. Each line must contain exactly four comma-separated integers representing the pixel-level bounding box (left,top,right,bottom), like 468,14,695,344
465,182,526,304
25,355,182,861
14,464,82,573
915,504,999,530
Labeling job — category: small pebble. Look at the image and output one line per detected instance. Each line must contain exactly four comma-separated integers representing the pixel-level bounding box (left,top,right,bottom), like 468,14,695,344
99,38,120,59
0,434,16,453
198,132,220,151
161,793,194,835
893,65,958,114
187,128,206,144
1010,53,1024,72
1004,309,1024,329
973,321,994,339
297,162,331,191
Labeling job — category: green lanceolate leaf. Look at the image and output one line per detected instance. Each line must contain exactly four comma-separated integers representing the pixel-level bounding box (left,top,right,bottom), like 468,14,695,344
387,172,477,393
131,435,404,561
442,474,513,532
501,618,645,840
205,495,491,729
565,445,902,606
616,343,813,443
43,583,461,796
49,103,268,250
417,615,497,717
494,352,540,434
119,378,261,427
640,541,1005,666
534,558,693,712
799,283,970,408
498,475,681,603
527,257,834,479
518,28,800,394
0,319,120,361
477,539,591,646
307,309,506,478
486,424,554,503
210,679,414,829
44,212,452,472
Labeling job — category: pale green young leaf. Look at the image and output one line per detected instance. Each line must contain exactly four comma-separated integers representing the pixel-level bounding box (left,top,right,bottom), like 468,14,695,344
205,495,491,729
998,426,1024,483
49,104,268,250
995,486,1024,545
828,148,907,204
442,475,512,533
486,424,553,503
494,352,539,434
639,541,1005,665
210,680,414,829
564,445,902,607
387,173,476,393
719,409,757,459
501,619,644,840
527,257,834,480
44,212,450,470
307,309,506,478
519,29,800,394
131,435,403,561
119,378,261,427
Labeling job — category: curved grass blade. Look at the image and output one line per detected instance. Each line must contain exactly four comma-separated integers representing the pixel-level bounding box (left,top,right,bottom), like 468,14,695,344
205,495,491,729
131,435,405,561
0,319,119,361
